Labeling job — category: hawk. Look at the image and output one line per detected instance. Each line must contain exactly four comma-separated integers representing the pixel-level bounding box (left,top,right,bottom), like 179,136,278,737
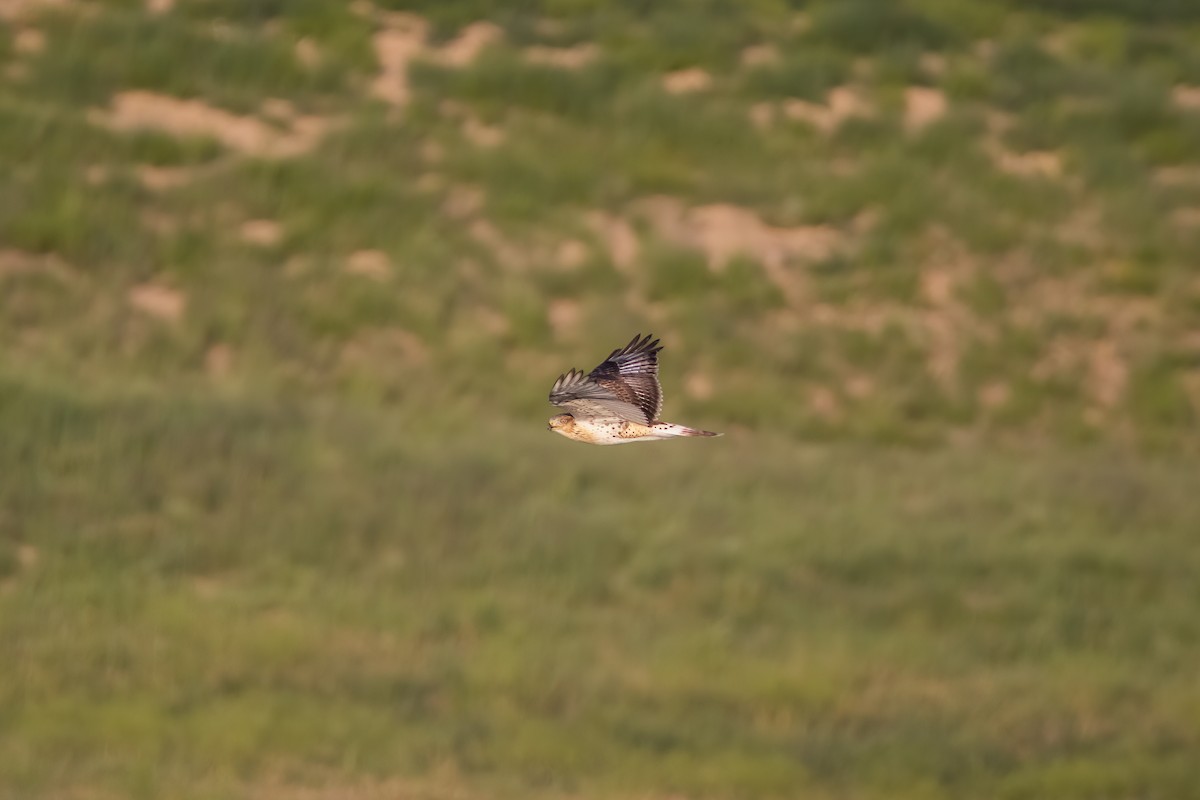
547,333,721,445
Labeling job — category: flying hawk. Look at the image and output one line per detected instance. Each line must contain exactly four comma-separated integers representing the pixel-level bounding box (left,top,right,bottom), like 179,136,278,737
547,333,720,445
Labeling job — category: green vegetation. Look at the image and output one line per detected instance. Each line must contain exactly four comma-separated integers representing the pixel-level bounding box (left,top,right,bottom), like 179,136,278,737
2,0,1199,797
2,0,1198,442
4,380,1199,800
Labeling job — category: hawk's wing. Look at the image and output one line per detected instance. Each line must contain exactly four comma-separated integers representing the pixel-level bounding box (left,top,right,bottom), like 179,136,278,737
549,333,664,424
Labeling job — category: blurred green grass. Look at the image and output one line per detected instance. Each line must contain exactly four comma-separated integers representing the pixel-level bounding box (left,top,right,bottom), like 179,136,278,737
2,0,1200,797
3,379,1199,799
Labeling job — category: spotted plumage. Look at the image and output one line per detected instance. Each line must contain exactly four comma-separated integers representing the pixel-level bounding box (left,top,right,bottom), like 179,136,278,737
547,334,720,445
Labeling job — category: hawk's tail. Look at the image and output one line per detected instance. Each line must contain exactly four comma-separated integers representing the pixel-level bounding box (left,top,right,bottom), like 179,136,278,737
656,422,722,438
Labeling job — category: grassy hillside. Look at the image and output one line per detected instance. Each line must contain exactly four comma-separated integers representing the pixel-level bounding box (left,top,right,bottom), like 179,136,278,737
2,0,1200,798
2,0,1199,444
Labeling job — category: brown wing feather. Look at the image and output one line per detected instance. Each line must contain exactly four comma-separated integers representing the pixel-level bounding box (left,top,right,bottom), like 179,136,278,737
587,333,663,422
549,368,647,422
548,333,665,424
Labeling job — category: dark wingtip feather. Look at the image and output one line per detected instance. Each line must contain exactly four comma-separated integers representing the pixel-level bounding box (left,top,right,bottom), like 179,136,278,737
617,333,662,358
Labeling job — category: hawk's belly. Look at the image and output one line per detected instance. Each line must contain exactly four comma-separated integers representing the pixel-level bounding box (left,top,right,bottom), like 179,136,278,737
569,419,659,445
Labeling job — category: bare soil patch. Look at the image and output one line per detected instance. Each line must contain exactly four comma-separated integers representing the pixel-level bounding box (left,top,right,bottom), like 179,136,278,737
371,13,429,108
584,211,639,273
779,86,870,133
205,343,233,377
128,282,186,322
136,164,204,191
989,146,1062,178
437,21,502,67
240,219,283,247
1172,84,1200,111
554,239,588,270
637,197,843,306
371,15,507,110
639,197,841,270
740,43,779,67
13,27,45,54
663,68,712,94
0,248,75,281
462,116,504,148
0,0,69,20
92,91,332,159
904,86,947,132
547,298,581,336
441,185,485,220
344,250,391,281
586,199,845,308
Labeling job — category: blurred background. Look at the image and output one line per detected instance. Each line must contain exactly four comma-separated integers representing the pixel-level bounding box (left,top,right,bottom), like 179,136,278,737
2,0,1200,798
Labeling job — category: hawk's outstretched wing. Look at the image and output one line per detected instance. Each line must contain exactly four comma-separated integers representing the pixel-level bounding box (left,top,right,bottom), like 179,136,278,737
549,333,664,424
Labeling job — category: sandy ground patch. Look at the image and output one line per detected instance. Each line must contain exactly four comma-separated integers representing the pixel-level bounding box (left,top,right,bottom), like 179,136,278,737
904,86,947,131
845,373,875,400
240,219,283,247
748,102,774,130
128,282,186,322
136,164,205,191
779,86,870,133
981,109,1063,178
1155,165,1200,187
371,13,429,108
0,248,75,281
638,197,841,270
1182,372,1200,419
371,15,506,110
643,196,840,278
205,343,233,377
808,386,842,421
913,232,984,392
0,0,69,19
437,100,503,146
636,197,842,306
987,143,1062,178
584,211,639,273
1011,269,1156,418
441,185,485,219
437,21,503,67
920,52,947,77
663,67,711,94
1172,84,1200,111
554,239,588,270
740,43,779,67
978,381,1011,411
547,298,581,336
467,220,525,270
1088,339,1127,411
294,37,321,68
13,27,45,54
462,116,504,147
685,371,714,400
1170,207,1200,229
92,91,332,159
587,199,844,308
344,249,391,281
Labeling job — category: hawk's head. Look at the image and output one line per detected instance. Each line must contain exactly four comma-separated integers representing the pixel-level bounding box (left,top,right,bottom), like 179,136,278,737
547,413,576,436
